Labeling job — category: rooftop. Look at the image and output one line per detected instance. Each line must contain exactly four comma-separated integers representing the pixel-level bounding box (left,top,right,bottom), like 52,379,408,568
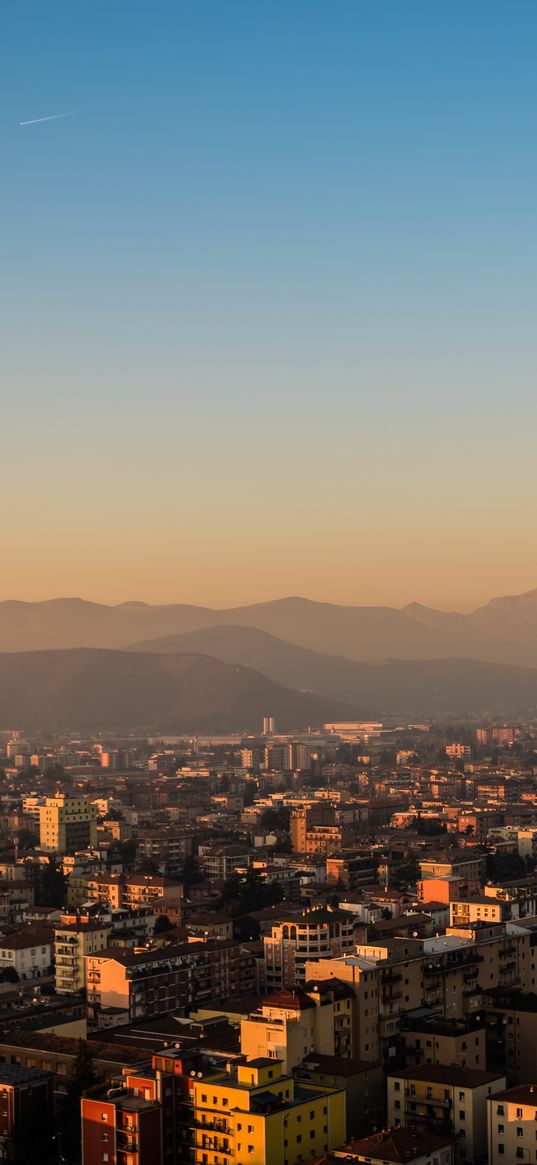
339,1125,454,1163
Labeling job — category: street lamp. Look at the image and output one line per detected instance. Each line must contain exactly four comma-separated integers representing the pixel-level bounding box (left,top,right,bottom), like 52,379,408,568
53,1131,65,1164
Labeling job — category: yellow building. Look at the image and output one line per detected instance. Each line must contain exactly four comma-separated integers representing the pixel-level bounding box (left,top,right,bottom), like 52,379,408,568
189,1057,346,1165
241,982,354,1073
54,913,111,994
39,793,97,855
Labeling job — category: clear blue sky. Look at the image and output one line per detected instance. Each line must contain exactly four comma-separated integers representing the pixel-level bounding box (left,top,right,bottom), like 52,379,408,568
2,1,536,608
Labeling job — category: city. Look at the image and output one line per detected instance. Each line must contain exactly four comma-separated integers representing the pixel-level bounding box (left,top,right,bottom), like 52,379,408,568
3,1,537,1163
1,715,537,1164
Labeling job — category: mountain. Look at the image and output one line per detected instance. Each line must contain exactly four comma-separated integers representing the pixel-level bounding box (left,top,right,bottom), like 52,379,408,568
3,588,537,665
129,625,537,716
0,649,363,732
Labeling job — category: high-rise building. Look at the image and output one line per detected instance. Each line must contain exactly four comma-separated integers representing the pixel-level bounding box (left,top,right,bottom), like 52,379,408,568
39,793,98,854
262,716,275,736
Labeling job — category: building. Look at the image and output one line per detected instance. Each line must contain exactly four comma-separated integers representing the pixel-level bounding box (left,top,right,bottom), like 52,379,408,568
54,913,111,994
386,1065,506,1164
399,1015,486,1071
296,1054,384,1141
199,846,253,880
38,793,98,854
487,1083,537,1165
81,1049,346,1165
137,829,194,876
0,1063,54,1163
290,805,350,856
263,907,355,990
0,924,53,980
241,981,355,1072
86,939,257,1025
331,1127,454,1165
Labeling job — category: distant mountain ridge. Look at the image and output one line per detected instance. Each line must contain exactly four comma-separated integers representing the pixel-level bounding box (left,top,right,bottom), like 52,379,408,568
3,590,537,665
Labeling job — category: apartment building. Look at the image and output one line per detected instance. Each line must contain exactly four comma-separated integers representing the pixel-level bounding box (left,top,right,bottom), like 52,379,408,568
400,1015,486,1071
81,1048,345,1165
326,853,378,890
290,804,350,856
122,875,183,911
263,907,355,990
54,913,111,995
137,829,194,876
387,1065,505,1164
199,845,253,880
86,939,257,1025
39,793,98,854
449,898,511,927
0,924,53,980
487,1084,537,1165
296,1054,384,1141
0,1064,54,1162
304,955,381,1062
241,981,354,1072
419,853,487,884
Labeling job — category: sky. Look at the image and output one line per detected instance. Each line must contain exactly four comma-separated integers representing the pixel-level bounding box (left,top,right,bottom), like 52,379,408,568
1,0,536,612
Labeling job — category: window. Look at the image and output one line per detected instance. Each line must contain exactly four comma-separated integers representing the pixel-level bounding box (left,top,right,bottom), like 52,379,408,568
517,1128,524,1138
101,1114,108,1122
498,1125,504,1134
296,1136,302,1144
459,1092,466,1101
310,1131,315,1140
394,1082,400,1092
247,1148,254,1155
201,1095,207,1104
394,1101,401,1111
101,1134,108,1143
497,1105,505,1116
309,1111,314,1120
517,1109,524,1118
459,1111,465,1121
248,1125,253,1134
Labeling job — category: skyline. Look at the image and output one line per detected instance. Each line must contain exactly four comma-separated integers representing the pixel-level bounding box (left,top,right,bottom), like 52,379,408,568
1,579,537,615
3,1,537,609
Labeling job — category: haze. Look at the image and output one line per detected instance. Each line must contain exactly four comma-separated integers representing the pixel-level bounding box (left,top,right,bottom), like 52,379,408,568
2,1,537,609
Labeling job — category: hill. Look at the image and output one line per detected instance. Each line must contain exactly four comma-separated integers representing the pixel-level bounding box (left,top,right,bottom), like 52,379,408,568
129,625,537,716
0,649,363,733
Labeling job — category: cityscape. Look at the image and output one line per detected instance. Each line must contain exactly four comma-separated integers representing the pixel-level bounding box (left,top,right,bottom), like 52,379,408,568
3,2,537,1164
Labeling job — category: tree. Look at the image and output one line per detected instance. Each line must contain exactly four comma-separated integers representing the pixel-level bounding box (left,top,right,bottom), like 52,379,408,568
37,856,66,908
180,855,205,895
154,914,173,934
219,869,284,917
233,915,261,941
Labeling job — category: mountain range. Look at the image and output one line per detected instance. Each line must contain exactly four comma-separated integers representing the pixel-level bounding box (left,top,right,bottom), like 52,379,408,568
2,590,537,664
2,590,537,727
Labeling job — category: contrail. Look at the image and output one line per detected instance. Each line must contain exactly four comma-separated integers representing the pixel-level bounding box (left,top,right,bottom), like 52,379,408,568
19,111,75,126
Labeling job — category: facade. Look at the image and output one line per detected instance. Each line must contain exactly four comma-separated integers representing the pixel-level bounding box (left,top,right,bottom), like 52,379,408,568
86,939,257,1024
386,1065,506,1164
38,793,98,854
241,982,354,1072
0,1064,54,1163
487,1083,537,1165
54,914,111,994
0,924,53,980
297,1054,384,1141
264,908,355,990
81,1050,346,1165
